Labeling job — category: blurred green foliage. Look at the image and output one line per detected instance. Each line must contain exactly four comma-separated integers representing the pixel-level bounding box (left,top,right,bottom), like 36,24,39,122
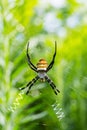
0,0,87,130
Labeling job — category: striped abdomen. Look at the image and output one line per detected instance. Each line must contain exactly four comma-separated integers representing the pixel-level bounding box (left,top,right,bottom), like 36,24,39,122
37,59,48,71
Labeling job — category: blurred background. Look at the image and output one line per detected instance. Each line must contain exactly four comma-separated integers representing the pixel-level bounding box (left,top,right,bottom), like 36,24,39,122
0,0,87,130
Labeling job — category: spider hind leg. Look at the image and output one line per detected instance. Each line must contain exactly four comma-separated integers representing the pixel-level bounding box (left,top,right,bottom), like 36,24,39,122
45,75,60,95
19,75,39,94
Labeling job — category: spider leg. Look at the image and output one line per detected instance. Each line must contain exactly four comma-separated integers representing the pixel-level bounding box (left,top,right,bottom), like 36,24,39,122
47,41,57,72
45,75,60,95
27,42,37,72
19,75,39,94
26,75,39,94
19,80,34,90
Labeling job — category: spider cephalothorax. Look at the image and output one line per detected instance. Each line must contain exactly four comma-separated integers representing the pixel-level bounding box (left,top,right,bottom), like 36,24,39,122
20,42,60,95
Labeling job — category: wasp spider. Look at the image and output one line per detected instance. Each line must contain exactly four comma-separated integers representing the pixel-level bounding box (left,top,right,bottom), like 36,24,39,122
19,42,60,95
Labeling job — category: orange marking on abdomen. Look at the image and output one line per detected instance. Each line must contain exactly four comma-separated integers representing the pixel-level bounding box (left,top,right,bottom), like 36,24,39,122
37,59,48,70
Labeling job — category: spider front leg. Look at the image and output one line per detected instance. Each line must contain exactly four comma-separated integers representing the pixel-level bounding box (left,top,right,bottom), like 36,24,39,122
27,42,37,72
19,75,39,94
45,75,60,95
47,41,57,72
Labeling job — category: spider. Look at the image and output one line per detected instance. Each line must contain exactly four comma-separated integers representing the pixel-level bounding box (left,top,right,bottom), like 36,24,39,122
19,41,60,95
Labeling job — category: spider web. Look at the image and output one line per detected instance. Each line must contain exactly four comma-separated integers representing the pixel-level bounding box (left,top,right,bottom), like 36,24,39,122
51,101,65,121
8,91,24,112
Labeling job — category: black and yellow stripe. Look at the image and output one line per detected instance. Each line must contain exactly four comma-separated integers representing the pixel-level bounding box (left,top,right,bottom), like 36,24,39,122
45,75,60,95
37,59,48,71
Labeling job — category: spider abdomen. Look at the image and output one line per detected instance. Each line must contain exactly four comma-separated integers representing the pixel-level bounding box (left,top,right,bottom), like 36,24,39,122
37,59,48,71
